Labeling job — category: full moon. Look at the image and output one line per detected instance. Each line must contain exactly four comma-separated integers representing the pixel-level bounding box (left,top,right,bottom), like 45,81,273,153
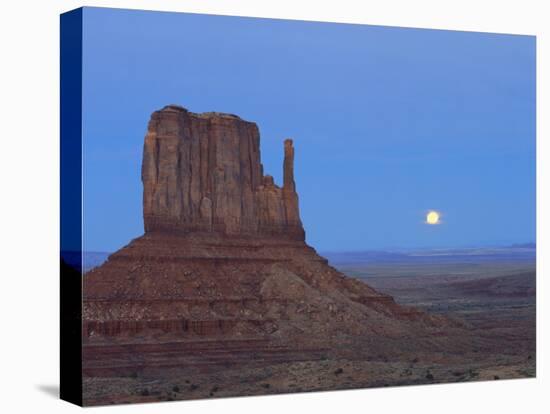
426,211,440,225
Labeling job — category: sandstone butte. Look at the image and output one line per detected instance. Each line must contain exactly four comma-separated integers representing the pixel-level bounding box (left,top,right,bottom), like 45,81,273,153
83,105,464,371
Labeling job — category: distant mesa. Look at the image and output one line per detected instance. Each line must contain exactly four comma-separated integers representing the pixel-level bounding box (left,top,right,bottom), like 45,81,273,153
509,242,536,249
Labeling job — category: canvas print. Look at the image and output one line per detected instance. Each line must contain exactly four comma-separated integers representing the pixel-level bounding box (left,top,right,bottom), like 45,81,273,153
60,7,536,406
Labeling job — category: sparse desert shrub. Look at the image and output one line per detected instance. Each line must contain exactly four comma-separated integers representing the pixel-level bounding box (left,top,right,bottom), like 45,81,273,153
426,372,434,380
172,385,180,392
140,389,150,396
334,368,344,375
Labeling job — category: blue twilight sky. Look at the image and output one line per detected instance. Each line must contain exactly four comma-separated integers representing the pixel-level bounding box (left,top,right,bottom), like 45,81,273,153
81,7,536,253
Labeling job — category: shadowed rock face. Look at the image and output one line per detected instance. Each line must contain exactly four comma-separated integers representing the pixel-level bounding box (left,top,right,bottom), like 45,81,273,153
142,105,304,240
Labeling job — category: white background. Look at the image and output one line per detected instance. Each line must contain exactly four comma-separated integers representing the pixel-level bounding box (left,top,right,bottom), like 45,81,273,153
0,0,548,412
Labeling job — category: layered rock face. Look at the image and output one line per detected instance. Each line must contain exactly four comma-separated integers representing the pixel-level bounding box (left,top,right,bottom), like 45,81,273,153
142,105,304,240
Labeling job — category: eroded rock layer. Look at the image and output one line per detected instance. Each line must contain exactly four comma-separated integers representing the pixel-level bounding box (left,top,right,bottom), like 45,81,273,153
83,232,460,368
142,105,304,240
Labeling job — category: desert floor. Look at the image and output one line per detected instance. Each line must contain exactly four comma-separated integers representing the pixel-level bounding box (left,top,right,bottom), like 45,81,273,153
82,259,535,405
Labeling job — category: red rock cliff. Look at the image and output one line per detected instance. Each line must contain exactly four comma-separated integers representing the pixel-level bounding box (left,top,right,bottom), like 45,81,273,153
142,105,304,240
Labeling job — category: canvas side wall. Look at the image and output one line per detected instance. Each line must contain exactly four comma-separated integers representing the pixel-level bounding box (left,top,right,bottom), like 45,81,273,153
60,7,83,407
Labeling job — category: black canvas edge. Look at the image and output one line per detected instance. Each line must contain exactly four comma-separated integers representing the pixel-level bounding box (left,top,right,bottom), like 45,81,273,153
60,7,83,407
